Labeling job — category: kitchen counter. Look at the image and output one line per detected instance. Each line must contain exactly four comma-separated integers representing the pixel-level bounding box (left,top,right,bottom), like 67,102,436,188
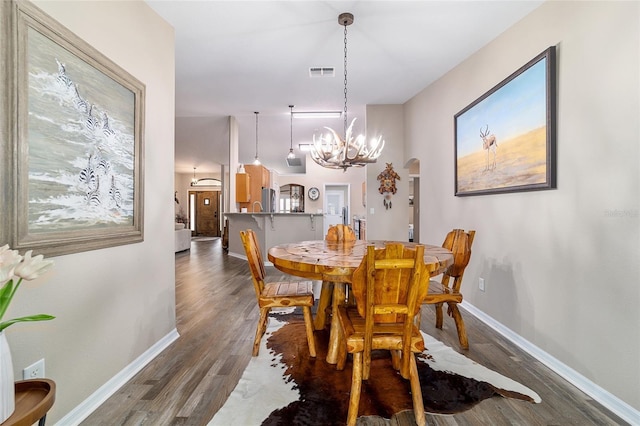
225,212,324,262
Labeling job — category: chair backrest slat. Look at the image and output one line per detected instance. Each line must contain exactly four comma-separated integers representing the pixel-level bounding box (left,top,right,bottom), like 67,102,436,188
440,229,475,292
353,243,428,324
240,230,266,299
325,224,356,242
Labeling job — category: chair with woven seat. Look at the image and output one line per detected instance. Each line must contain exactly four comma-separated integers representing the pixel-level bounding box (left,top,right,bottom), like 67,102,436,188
422,228,475,350
314,224,357,330
240,229,317,357
336,243,430,426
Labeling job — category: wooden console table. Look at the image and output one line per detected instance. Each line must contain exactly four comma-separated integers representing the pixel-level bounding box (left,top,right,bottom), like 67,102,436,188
1,379,55,426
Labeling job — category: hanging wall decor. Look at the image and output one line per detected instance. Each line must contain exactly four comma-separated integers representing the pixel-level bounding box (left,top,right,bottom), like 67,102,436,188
1,0,145,257
377,163,400,209
454,46,556,196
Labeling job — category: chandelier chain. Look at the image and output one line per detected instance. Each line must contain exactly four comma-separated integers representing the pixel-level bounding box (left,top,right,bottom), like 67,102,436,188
343,22,348,137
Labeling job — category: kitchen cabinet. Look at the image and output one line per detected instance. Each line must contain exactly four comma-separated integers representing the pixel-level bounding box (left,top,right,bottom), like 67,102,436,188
236,173,251,203
239,164,270,211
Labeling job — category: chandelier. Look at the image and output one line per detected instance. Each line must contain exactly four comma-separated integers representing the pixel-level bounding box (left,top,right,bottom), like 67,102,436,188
310,12,384,171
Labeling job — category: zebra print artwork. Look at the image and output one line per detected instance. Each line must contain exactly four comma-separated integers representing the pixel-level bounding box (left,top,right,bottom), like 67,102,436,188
25,27,136,232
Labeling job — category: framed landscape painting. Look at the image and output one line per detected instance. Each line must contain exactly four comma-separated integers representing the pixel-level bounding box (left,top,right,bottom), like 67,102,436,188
0,1,145,256
454,46,556,196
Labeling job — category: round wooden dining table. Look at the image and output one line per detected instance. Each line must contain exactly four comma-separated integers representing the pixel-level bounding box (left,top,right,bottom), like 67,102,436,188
267,239,453,364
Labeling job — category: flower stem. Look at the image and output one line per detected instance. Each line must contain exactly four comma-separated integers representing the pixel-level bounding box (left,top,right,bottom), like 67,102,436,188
0,278,22,321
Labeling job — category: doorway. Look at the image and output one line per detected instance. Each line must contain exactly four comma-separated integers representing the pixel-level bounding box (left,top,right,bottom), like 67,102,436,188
189,190,221,237
323,184,350,236
406,158,420,243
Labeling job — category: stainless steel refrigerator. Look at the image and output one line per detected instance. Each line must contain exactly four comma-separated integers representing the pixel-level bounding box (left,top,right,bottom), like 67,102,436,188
261,188,276,212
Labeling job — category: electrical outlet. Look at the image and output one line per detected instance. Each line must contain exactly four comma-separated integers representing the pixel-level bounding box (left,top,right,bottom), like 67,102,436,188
479,277,485,292
23,358,45,379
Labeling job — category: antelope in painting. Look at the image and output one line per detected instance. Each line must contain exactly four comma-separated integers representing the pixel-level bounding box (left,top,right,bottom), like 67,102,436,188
480,125,498,171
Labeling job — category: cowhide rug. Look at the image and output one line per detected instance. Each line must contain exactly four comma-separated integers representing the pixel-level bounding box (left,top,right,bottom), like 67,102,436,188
209,309,540,426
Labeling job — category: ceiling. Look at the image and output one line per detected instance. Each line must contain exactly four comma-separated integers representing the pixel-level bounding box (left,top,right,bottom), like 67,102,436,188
146,1,543,175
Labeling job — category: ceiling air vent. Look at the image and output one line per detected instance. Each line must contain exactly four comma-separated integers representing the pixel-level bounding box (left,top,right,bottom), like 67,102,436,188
286,157,303,167
309,67,335,78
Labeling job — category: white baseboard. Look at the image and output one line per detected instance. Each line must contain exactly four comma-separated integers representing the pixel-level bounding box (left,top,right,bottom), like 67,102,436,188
227,251,246,261
461,301,639,426
56,303,639,425
227,251,273,266
54,328,180,426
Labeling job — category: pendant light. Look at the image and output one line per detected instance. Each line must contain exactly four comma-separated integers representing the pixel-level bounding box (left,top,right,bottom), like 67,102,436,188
310,12,385,171
191,167,197,185
253,111,260,165
287,105,295,160
285,105,303,167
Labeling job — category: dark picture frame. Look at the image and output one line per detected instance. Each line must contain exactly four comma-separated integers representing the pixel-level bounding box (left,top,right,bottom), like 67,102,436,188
454,46,556,196
0,0,145,256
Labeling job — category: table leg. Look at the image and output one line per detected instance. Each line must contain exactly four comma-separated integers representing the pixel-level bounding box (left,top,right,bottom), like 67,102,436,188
314,281,334,330
326,282,346,364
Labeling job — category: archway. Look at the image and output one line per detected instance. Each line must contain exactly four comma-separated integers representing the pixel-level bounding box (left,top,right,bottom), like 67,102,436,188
404,158,420,243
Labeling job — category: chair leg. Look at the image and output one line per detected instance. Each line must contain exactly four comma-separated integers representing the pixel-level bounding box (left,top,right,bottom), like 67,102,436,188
302,306,317,357
326,283,346,364
347,352,363,426
400,350,412,380
363,348,371,381
390,350,401,371
409,354,426,426
336,343,347,370
448,303,469,350
346,288,356,307
314,281,334,330
336,321,347,370
253,307,270,356
435,302,444,329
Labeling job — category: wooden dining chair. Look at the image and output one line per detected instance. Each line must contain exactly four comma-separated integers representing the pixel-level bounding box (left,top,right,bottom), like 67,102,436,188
422,229,475,350
336,243,430,426
325,224,356,242
239,229,317,357
314,224,357,330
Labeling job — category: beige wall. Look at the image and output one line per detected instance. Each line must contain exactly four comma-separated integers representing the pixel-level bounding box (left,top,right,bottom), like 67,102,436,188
365,104,411,241
4,1,176,423
8,0,637,422
405,0,639,412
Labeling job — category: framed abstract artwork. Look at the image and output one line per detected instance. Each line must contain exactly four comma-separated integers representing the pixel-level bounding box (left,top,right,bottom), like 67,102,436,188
454,46,556,196
1,1,145,256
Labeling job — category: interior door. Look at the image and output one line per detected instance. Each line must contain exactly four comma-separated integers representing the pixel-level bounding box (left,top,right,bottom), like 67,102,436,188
194,191,220,237
323,184,350,236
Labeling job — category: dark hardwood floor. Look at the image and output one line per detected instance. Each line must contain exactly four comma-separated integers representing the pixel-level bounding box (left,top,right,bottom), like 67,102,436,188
82,239,626,425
